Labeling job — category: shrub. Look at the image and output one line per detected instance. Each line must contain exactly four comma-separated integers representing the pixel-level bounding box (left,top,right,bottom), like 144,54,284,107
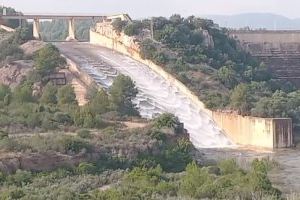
57,85,77,106
0,84,11,101
218,159,239,175
154,113,179,129
77,162,97,174
41,114,58,130
40,82,58,104
6,170,33,187
148,129,166,141
13,82,34,103
53,112,72,124
77,129,92,139
0,130,8,140
61,136,92,154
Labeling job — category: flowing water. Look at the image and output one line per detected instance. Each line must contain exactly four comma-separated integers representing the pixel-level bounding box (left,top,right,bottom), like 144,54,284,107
56,42,300,194
56,42,233,148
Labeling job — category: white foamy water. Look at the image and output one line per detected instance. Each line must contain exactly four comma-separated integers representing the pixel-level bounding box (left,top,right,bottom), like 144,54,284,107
56,43,233,148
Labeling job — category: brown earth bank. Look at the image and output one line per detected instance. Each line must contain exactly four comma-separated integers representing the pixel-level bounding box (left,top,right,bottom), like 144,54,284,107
0,40,90,105
0,151,95,173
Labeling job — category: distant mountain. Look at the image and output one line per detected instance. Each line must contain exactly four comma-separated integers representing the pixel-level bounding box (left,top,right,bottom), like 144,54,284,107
204,13,300,30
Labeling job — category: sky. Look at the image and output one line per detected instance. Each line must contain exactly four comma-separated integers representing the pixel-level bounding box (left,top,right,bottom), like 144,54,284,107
0,0,299,19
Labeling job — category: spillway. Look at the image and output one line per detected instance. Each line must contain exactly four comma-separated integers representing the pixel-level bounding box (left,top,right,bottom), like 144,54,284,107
56,42,233,148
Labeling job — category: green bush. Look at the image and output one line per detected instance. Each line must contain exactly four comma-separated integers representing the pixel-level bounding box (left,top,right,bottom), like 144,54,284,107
6,170,33,187
61,136,92,154
77,129,92,139
154,113,179,129
0,84,11,101
40,82,58,104
57,85,77,106
53,112,72,124
12,82,34,103
77,162,97,174
0,130,8,140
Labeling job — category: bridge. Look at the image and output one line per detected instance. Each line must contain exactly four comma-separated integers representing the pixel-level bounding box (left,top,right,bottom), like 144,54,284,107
0,14,131,40
230,30,300,87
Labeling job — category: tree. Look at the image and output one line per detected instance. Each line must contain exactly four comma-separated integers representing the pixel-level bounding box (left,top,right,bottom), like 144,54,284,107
0,84,11,101
110,75,138,116
251,90,288,118
88,89,110,115
230,83,253,114
39,82,58,104
57,85,77,105
13,82,34,103
34,44,66,75
218,66,237,89
248,159,281,199
123,21,142,36
111,18,128,33
179,161,214,199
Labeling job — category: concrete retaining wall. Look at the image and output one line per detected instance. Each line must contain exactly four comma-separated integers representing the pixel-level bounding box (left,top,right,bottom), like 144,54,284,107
212,112,293,148
230,30,300,44
89,27,294,148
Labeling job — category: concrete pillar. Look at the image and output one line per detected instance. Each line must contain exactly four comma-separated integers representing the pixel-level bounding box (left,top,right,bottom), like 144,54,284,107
66,18,76,41
33,18,40,40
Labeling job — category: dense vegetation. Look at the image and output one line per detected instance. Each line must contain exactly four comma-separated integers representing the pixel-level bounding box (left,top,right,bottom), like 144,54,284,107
112,15,300,126
0,152,281,199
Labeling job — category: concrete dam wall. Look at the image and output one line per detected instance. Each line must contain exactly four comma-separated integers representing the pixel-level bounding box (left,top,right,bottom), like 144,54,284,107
89,23,293,148
230,30,300,87
212,112,293,148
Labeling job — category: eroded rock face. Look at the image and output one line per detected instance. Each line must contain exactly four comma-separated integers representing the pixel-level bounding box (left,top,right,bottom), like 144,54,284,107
20,40,46,57
0,152,101,173
0,60,33,88
202,30,214,48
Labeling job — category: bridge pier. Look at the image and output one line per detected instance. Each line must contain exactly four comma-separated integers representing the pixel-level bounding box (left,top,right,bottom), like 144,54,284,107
66,18,76,41
33,18,40,40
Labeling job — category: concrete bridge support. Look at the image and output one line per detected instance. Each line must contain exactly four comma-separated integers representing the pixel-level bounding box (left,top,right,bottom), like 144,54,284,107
66,18,76,41
33,18,40,40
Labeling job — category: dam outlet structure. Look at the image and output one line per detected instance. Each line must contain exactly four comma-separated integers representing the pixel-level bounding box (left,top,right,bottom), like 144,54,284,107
55,15,293,149
56,42,233,148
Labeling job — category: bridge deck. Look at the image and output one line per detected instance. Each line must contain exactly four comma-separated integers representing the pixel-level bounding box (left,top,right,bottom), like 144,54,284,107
0,15,106,20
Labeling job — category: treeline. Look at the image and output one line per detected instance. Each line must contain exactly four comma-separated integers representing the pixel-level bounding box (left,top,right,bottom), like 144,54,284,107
0,154,281,199
112,15,300,125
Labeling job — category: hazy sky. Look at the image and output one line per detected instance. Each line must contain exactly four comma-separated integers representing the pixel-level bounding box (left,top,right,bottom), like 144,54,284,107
1,0,299,19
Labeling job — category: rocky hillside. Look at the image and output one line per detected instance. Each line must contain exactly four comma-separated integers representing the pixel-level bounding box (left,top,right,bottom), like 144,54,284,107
100,15,300,126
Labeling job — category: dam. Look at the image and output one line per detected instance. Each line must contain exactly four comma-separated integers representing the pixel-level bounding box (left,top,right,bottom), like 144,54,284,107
230,30,300,87
56,42,233,148
53,19,293,149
